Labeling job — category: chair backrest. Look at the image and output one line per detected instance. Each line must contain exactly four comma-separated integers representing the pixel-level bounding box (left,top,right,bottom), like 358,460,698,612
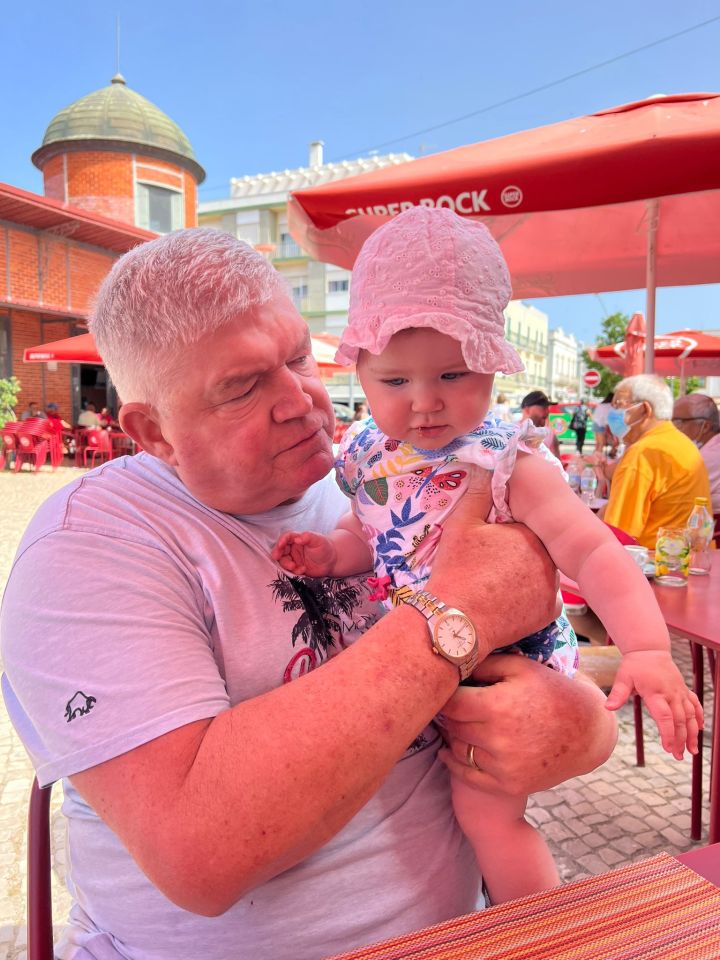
2,431,17,450
87,430,112,451
27,777,54,960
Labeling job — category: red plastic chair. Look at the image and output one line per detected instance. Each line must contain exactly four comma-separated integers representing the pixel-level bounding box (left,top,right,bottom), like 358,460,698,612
1,425,19,469
28,777,54,960
83,429,112,467
14,431,49,472
20,419,63,469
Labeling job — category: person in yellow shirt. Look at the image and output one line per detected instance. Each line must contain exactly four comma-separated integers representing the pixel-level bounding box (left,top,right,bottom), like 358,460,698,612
603,375,712,549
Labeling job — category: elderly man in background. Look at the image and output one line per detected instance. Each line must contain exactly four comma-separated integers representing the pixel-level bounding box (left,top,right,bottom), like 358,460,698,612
672,393,720,510
1,229,615,960
520,389,561,458
603,374,711,548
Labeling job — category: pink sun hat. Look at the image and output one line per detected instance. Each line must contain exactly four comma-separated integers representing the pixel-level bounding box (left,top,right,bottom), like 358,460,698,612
335,206,524,375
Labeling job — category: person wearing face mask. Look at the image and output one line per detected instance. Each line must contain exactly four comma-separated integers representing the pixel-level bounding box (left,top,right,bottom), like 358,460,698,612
672,393,720,509
602,375,712,548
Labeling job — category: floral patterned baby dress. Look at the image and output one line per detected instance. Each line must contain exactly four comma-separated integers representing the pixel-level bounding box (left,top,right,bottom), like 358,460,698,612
335,415,578,676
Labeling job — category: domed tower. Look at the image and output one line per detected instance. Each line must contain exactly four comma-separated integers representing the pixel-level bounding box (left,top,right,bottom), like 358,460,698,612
32,74,205,231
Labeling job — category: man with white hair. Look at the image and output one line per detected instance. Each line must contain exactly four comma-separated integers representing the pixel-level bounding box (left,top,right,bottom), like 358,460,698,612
672,392,720,509
604,374,711,548
1,229,615,960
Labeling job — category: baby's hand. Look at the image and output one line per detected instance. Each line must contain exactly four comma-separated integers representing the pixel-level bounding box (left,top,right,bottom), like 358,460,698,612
271,531,337,578
605,650,703,760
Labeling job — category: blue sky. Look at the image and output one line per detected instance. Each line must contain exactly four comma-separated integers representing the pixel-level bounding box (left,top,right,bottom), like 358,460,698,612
2,0,720,345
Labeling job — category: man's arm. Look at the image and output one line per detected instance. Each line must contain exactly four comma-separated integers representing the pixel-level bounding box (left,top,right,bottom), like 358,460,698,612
70,473,562,916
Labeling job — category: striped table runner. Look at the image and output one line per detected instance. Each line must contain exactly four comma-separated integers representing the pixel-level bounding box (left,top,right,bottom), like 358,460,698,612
327,853,720,959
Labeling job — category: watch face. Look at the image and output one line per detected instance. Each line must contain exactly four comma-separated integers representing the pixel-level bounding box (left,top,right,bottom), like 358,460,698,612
435,613,476,658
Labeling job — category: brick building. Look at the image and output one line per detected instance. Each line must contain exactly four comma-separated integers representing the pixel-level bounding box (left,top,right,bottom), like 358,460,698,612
1,74,204,420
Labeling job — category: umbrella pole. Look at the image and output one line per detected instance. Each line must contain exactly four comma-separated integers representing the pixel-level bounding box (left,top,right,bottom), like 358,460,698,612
644,199,659,375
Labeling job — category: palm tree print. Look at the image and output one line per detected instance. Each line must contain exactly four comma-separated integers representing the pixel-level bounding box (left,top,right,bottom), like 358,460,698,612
270,573,375,659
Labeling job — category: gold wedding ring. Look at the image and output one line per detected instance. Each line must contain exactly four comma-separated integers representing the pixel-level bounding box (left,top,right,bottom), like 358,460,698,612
466,743,481,771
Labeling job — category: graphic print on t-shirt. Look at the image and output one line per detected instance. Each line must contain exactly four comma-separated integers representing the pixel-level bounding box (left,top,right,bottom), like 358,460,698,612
269,571,438,759
270,573,378,682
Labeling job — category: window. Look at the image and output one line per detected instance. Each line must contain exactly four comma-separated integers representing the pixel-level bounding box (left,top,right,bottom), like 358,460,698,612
291,284,308,310
136,183,184,234
328,279,349,293
0,314,10,379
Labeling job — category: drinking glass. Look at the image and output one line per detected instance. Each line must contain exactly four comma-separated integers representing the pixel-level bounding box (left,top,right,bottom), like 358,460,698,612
654,527,690,587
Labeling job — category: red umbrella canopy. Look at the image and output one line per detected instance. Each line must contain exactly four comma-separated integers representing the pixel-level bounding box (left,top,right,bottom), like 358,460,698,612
23,332,350,375
623,312,647,377
590,329,720,378
23,333,102,364
288,93,720,299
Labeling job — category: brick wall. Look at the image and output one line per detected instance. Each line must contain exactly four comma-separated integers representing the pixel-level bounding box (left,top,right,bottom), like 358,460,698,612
46,149,199,228
1,224,115,315
184,170,197,227
42,155,65,202
65,151,135,223
10,310,73,414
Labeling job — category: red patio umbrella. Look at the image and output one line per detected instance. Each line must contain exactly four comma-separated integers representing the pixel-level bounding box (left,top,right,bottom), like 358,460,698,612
24,333,102,364
288,93,720,375
589,329,720,389
23,332,350,375
623,312,647,377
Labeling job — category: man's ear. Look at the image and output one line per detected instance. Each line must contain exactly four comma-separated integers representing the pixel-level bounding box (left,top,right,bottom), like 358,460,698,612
119,403,177,465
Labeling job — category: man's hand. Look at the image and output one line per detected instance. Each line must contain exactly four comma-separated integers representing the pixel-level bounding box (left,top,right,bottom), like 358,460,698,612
437,655,617,796
271,530,337,577
428,466,559,656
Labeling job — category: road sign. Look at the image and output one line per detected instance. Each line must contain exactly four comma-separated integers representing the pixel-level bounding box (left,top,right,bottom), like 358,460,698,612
583,369,602,388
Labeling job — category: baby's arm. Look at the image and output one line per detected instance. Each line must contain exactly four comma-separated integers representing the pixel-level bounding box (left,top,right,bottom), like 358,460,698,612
272,512,373,578
509,453,702,759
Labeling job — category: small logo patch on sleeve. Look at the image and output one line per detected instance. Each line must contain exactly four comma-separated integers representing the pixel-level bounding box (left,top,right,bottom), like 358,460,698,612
65,691,97,722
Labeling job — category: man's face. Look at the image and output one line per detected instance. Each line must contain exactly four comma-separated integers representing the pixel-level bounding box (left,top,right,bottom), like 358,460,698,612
150,295,335,514
611,386,648,446
524,404,549,428
672,397,711,446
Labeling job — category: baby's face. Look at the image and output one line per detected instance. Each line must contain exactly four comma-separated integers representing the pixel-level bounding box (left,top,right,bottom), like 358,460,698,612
357,328,494,449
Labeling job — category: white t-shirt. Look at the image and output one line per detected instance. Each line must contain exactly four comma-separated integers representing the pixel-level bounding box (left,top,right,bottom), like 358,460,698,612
1,453,480,960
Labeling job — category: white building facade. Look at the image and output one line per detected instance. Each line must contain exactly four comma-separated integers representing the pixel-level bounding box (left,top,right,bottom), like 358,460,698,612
198,142,413,336
547,326,581,400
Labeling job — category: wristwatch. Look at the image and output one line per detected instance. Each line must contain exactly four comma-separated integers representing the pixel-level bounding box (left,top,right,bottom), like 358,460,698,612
401,590,478,681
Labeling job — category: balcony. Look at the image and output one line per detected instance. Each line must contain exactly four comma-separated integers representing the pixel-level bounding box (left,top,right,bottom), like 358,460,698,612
272,240,306,260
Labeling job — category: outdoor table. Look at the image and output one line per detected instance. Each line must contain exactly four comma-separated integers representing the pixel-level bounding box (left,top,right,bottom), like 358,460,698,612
327,848,720,960
561,553,720,843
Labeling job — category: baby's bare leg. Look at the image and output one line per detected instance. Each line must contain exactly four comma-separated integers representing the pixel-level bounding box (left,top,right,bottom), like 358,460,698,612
451,775,559,904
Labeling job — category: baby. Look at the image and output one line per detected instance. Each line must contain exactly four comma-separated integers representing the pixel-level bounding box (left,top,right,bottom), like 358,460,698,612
272,207,702,904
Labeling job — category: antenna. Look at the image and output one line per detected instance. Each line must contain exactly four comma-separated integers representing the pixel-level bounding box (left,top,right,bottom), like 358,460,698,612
116,16,121,75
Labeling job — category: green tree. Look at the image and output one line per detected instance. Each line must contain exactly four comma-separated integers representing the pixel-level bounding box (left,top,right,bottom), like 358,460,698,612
0,376,20,428
581,312,627,399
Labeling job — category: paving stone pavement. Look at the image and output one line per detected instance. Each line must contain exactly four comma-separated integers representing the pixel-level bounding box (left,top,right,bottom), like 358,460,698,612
0,464,715,959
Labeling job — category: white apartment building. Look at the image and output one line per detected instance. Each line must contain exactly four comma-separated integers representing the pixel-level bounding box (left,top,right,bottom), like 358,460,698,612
198,142,413,336
497,301,550,401
547,326,581,400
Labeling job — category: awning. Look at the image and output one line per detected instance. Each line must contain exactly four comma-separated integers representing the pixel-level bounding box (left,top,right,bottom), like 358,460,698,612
288,93,720,373
24,331,350,374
